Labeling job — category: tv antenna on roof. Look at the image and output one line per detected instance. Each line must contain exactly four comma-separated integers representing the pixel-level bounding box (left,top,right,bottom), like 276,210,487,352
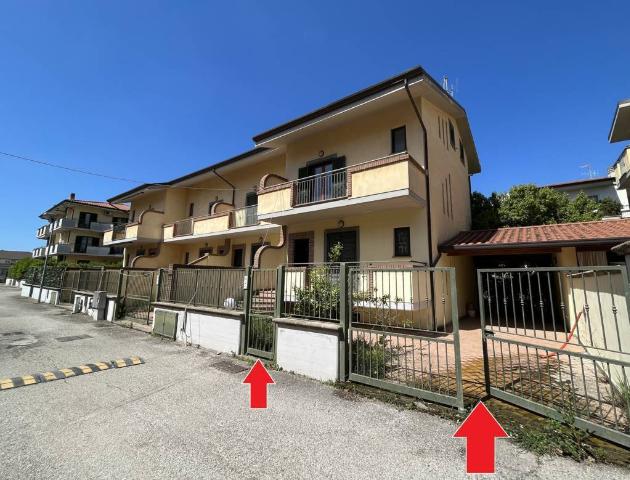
579,163,597,179
442,75,457,97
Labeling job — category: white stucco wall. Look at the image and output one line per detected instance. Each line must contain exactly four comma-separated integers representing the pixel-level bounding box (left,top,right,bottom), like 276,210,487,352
171,309,242,354
275,324,339,382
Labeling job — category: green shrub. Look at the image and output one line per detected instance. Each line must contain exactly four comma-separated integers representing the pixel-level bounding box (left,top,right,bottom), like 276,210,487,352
8,257,43,280
292,242,343,319
351,336,397,378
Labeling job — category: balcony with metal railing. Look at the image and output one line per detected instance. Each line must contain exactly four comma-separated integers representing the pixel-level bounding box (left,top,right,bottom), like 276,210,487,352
36,224,52,239
257,152,426,223
163,204,273,243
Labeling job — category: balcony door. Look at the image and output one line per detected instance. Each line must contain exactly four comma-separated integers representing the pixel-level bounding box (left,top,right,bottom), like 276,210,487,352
297,156,346,205
325,229,358,263
78,212,98,229
74,236,99,254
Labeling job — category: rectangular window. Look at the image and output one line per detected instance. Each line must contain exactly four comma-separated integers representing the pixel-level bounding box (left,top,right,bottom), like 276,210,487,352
188,203,194,217
448,174,453,219
459,139,465,165
391,126,407,154
184,252,190,264
448,120,456,149
394,227,411,257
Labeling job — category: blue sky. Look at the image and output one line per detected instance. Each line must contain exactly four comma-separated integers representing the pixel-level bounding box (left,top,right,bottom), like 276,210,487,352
1,1,628,250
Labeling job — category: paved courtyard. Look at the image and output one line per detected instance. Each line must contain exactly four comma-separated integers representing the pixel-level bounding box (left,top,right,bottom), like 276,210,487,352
0,286,627,479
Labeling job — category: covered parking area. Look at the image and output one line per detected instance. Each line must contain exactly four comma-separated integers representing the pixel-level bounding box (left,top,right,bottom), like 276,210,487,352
438,218,630,400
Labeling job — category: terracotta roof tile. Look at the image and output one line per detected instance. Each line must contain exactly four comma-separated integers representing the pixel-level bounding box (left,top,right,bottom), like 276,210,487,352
71,199,130,211
440,218,630,253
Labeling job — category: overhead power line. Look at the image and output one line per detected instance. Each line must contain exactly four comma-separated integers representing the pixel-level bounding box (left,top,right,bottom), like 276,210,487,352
0,150,253,192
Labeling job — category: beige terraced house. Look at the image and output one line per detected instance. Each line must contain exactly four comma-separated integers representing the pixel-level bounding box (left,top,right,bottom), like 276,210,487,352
34,194,129,264
104,66,481,312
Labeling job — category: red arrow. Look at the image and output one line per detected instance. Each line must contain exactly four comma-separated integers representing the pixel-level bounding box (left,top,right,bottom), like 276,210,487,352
453,401,509,474
242,359,275,409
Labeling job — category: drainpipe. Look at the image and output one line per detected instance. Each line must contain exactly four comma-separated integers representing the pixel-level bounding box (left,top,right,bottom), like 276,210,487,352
405,79,437,330
212,168,235,206
404,79,433,266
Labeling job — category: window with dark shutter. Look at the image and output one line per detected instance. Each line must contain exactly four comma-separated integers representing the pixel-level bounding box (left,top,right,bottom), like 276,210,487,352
448,120,456,149
394,227,411,257
459,140,465,164
391,126,407,154
188,203,194,217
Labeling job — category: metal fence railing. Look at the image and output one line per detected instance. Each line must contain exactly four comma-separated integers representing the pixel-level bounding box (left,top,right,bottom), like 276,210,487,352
173,218,193,237
348,265,464,409
282,263,342,322
157,266,246,311
293,169,347,206
231,205,258,228
478,266,630,447
245,268,277,359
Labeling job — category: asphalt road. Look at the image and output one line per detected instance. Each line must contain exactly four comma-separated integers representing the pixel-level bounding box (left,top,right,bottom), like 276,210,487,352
0,286,627,479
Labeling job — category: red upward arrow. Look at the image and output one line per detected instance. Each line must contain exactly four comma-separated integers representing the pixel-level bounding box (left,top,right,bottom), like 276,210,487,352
242,359,275,409
453,402,509,474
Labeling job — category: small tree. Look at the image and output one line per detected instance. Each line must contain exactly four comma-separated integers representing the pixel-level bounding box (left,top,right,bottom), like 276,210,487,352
597,197,622,217
471,191,502,229
499,184,570,227
560,191,601,223
8,258,42,280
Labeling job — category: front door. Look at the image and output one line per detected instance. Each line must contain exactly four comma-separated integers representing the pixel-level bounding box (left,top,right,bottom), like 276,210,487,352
292,238,310,264
233,247,244,268
325,230,358,262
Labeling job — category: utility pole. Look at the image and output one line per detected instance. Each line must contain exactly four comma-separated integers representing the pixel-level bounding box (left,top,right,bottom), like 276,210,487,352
37,224,52,303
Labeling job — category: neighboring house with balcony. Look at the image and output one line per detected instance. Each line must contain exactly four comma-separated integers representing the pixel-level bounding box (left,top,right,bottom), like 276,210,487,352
105,66,481,311
33,193,129,264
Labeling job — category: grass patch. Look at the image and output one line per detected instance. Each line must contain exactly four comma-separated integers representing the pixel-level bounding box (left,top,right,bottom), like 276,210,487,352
331,382,630,467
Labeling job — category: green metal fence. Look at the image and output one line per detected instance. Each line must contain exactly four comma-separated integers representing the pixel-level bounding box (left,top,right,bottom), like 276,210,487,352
157,266,246,311
478,266,630,447
348,264,464,409
245,267,277,359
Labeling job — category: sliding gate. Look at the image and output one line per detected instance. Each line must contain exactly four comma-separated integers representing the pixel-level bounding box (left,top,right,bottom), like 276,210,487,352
478,266,630,447
348,265,464,410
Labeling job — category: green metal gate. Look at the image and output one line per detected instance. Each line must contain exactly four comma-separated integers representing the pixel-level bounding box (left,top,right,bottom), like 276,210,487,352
347,265,464,410
245,268,276,359
118,269,155,324
478,266,630,447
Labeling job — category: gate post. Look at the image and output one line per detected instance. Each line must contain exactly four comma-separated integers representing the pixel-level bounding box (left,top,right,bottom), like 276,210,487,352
449,268,465,411
115,268,125,319
156,269,164,302
477,269,491,396
241,266,253,355
97,267,105,291
147,270,155,325
275,265,285,318
338,262,349,382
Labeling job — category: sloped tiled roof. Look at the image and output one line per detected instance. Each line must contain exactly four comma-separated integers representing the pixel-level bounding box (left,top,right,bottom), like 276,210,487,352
440,218,630,254
69,199,130,211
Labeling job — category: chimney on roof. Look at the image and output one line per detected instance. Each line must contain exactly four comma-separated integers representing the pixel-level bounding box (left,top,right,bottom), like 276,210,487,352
69,193,76,200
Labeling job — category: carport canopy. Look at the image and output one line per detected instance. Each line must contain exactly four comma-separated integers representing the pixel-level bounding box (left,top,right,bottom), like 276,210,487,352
439,218,630,256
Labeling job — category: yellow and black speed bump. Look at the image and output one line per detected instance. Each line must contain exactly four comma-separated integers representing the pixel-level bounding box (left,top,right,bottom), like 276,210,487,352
0,356,144,391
